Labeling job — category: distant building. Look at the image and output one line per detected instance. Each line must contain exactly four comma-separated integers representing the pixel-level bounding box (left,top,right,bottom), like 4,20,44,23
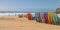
56,8,60,14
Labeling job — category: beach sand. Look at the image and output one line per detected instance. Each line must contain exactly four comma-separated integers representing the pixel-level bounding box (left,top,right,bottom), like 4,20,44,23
0,16,60,30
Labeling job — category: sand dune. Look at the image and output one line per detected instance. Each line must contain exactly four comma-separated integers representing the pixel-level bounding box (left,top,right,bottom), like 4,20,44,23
0,16,60,30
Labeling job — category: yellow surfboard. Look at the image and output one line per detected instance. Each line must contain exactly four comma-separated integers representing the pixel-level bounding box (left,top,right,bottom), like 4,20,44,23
48,12,54,24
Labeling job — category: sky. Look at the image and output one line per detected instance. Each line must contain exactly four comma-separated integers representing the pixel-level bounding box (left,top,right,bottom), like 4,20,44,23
0,0,60,12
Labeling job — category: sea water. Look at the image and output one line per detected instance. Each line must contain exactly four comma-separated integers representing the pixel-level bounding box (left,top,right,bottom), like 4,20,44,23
0,13,35,17
0,11,55,17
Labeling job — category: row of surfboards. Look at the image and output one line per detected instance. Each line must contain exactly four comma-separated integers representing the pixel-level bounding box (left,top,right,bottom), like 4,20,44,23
34,12,59,25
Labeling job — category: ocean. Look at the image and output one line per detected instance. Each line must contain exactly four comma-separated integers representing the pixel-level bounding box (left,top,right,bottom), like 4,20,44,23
0,11,56,17
0,11,35,17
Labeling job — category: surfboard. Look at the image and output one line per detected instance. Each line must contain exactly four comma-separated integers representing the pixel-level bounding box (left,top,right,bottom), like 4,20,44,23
48,12,54,24
53,13,59,25
44,12,49,24
40,13,45,23
35,13,40,23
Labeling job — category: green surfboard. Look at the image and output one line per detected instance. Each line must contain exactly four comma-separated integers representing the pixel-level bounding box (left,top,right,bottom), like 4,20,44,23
53,13,59,25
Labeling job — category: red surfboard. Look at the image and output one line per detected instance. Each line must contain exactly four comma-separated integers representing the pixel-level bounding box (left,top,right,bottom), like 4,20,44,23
44,12,49,24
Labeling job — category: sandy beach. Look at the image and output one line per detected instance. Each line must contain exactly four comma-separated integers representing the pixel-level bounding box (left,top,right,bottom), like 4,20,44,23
0,16,60,30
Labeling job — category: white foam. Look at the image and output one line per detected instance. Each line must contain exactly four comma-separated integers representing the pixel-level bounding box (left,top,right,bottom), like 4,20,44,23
0,13,35,17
